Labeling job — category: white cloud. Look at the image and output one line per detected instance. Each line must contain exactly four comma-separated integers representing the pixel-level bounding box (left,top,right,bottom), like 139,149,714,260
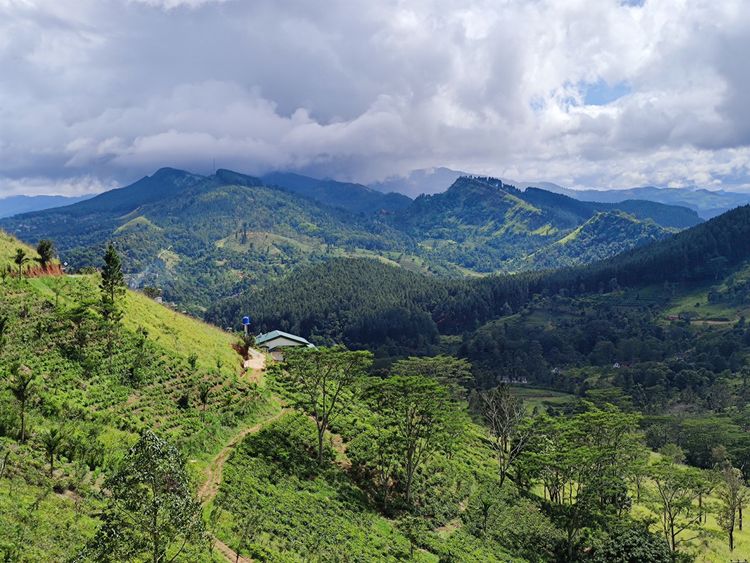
0,0,748,195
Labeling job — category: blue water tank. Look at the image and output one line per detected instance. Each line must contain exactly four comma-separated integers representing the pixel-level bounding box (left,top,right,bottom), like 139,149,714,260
242,316,251,326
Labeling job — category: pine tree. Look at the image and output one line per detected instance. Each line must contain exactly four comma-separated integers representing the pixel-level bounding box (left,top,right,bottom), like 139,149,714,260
100,242,125,324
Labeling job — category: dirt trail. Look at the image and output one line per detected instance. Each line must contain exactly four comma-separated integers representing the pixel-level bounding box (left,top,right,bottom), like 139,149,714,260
243,348,266,383
213,537,252,563
201,347,277,562
198,408,289,504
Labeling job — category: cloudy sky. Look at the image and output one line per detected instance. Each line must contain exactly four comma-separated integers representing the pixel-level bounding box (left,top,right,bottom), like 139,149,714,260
1,0,749,197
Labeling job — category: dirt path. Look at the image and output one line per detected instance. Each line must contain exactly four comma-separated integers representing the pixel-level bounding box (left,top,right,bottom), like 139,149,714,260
200,407,290,562
243,348,266,384
198,408,289,504
213,537,252,563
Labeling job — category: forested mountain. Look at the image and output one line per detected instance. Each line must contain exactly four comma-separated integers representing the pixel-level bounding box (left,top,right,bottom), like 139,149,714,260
543,184,750,219
262,171,412,214
0,168,412,312
0,194,93,218
0,168,701,312
391,176,699,271
513,211,670,270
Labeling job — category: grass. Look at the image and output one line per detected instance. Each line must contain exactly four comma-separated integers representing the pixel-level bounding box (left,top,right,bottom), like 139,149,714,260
0,266,273,559
0,229,40,273
509,386,577,411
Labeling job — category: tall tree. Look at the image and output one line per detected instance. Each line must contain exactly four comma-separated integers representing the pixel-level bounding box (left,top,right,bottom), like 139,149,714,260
364,375,459,505
81,430,207,562
13,248,29,277
716,460,746,552
647,460,705,555
100,243,126,372
281,346,372,464
198,381,211,421
41,426,66,478
35,240,55,270
8,363,34,443
100,242,126,323
479,385,534,487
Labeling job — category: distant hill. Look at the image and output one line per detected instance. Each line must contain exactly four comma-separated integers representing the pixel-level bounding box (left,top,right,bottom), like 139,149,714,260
262,171,411,214
0,169,703,313
391,176,700,272
531,183,750,220
0,194,93,218
0,168,411,312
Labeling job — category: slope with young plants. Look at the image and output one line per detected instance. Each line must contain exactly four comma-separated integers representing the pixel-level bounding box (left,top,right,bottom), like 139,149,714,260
0,238,275,560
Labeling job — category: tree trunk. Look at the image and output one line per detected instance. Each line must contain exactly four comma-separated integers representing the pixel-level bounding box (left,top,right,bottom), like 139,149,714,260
729,527,734,552
317,425,325,465
19,401,26,443
740,504,744,531
49,454,54,478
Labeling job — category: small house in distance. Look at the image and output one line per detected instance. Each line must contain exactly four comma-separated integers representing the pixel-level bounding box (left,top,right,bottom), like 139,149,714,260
255,330,314,361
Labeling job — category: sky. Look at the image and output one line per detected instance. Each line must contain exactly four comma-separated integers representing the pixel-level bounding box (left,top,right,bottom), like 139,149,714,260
1,0,749,197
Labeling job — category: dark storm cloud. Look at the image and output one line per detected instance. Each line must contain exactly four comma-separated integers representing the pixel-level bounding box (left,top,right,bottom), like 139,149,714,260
0,0,749,196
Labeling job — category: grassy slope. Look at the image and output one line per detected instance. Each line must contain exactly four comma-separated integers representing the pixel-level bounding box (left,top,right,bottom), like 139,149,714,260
0,229,39,272
0,270,273,560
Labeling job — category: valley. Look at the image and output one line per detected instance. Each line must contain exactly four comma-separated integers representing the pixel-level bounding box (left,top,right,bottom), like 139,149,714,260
3,200,750,561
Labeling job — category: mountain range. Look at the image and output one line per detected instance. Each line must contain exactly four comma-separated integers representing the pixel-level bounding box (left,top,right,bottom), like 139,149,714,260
0,167,704,312
0,194,93,218
371,167,750,219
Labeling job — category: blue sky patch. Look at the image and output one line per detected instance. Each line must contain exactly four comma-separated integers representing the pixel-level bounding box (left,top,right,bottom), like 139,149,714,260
582,79,632,106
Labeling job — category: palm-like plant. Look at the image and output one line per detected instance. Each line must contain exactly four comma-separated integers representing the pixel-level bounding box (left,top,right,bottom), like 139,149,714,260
9,363,34,443
198,381,211,420
13,248,29,277
42,427,66,478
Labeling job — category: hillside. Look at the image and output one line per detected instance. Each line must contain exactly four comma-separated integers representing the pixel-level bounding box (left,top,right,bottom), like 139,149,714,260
0,239,280,559
1,170,702,313
262,171,412,214
515,211,671,270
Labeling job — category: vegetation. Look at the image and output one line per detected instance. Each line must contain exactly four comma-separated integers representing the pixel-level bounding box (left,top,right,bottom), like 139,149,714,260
0,171,700,314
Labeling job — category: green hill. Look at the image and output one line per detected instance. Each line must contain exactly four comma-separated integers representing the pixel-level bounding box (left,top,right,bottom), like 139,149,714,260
0,170,703,314
515,211,672,270
0,170,413,313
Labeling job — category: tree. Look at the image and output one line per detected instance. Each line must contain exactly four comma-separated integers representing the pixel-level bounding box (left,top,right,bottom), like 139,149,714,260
716,460,746,552
81,430,207,562
100,242,126,324
281,346,372,465
198,381,211,420
592,522,671,563
520,405,642,559
100,243,126,372
479,385,534,487
364,375,459,505
41,426,66,478
391,355,473,399
35,240,55,270
13,248,29,277
8,363,34,443
647,460,704,555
